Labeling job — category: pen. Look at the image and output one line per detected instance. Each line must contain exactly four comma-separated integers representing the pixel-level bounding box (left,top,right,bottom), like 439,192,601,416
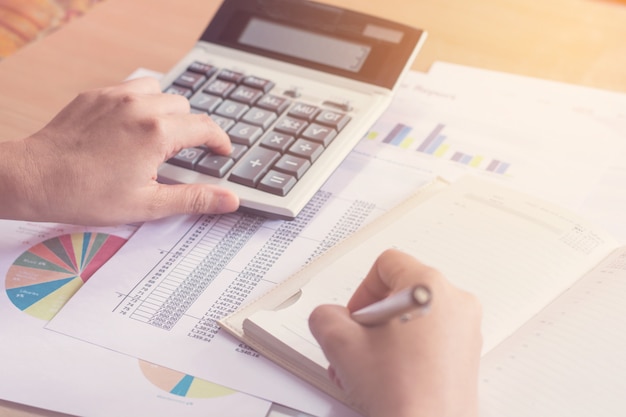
351,284,432,326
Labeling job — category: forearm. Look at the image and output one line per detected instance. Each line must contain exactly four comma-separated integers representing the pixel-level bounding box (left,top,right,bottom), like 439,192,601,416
0,138,45,221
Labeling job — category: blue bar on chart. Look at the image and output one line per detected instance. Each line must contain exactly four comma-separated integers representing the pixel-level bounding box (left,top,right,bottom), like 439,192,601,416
423,135,446,155
417,124,446,153
382,123,413,146
486,160,511,174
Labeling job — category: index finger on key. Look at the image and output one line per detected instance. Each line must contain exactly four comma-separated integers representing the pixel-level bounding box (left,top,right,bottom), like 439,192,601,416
164,112,232,156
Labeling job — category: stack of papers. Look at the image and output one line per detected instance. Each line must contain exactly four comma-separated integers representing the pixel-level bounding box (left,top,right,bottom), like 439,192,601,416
1,63,625,417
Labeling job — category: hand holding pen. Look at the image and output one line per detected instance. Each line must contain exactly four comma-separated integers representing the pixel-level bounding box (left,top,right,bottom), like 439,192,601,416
308,249,483,417
350,284,432,326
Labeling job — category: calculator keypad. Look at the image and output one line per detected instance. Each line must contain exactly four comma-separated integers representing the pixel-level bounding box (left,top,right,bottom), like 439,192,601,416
165,61,351,197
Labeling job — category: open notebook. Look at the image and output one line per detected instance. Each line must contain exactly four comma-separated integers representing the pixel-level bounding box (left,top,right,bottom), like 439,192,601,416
220,176,626,415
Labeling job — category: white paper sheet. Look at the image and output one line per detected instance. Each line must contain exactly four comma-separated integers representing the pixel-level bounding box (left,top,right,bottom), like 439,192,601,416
0,220,271,417
46,147,436,417
428,61,626,241
479,246,626,417
45,68,626,417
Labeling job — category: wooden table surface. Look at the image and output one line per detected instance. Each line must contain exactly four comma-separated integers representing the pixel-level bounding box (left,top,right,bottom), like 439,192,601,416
0,0,625,415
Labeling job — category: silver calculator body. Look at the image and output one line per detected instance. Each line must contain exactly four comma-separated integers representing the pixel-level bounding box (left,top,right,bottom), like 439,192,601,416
158,0,427,219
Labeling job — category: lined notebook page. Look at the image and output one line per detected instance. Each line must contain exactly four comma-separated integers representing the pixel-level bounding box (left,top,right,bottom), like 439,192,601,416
480,247,626,417
244,176,619,368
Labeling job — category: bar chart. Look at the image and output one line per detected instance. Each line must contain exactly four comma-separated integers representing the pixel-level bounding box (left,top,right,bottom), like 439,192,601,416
366,121,512,175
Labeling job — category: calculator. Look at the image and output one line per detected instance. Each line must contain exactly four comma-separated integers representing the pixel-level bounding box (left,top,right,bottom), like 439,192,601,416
158,0,426,219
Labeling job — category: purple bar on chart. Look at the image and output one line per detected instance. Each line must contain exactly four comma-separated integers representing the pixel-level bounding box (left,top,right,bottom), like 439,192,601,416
417,123,445,152
383,123,410,145
496,162,510,174
391,125,412,146
486,160,500,172
451,152,464,162
424,135,446,154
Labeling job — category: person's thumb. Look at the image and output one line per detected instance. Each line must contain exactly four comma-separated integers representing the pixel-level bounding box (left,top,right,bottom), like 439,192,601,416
148,183,239,219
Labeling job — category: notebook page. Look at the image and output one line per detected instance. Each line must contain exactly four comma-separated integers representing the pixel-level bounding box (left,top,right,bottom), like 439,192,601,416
480,246,626,417
244,176,619,364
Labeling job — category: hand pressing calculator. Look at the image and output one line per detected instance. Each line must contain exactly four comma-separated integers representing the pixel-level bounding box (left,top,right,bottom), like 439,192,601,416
158,0,426,220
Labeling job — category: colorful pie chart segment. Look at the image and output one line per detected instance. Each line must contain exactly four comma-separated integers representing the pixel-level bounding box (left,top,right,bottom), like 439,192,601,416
5,232,126,320
139,361,235,398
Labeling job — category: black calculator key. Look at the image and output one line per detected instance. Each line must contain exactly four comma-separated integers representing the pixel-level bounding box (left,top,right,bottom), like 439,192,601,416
189,93,222,113
256,94,290,114
209,115,236,131
274,154,311,179
260,130,295,153
165,85,193,98
217,69,245,83
258,170,297,196
288,139,324,162
188,62,218,77
274,115,308,136
214,100,249,120
229,147,280,187
204,79,236,97
173,71,206,91
242,107,277,129
315,110,351,130
229,85,264,105
196,154,234,178
168,147,207,169
288,102,320,121
242,76,275,93
228,122,264,146
229,143,248,161
301,123,337,146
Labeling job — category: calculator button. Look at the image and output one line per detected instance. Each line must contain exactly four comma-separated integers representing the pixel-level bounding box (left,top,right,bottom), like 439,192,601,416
256,94,290,114
274,115,308,136
288,139,324,162
168,147,207,169
242,76,275,93
258,170,297,196
228,122,264,146
274,154,311,179
209,115,236,131
229,147,280,187
196,154,234,178
173,71,206,91
214,100,250,120
242,107,277,129
188,62,218,77
315,110,351,130
164,85,192,98
229,143,248,161
217,69,245,83
189,92,222,113
301,123,337,146
203,79,236,97
288,102,320,121
229,85,264,105
259,130,295,153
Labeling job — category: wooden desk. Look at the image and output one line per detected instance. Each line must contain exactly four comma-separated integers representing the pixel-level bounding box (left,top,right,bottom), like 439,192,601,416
0,0,624,415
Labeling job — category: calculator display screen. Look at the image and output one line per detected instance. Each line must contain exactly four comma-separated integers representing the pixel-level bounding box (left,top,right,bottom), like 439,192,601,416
238,17,371,73
200,0,425,89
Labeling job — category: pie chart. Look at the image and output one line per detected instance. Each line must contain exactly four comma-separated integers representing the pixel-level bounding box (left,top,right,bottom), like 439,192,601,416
5,232,126,320
139,361,235,398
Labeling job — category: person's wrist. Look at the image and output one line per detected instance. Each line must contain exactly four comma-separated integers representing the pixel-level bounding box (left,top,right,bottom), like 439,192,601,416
0,138,52,221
